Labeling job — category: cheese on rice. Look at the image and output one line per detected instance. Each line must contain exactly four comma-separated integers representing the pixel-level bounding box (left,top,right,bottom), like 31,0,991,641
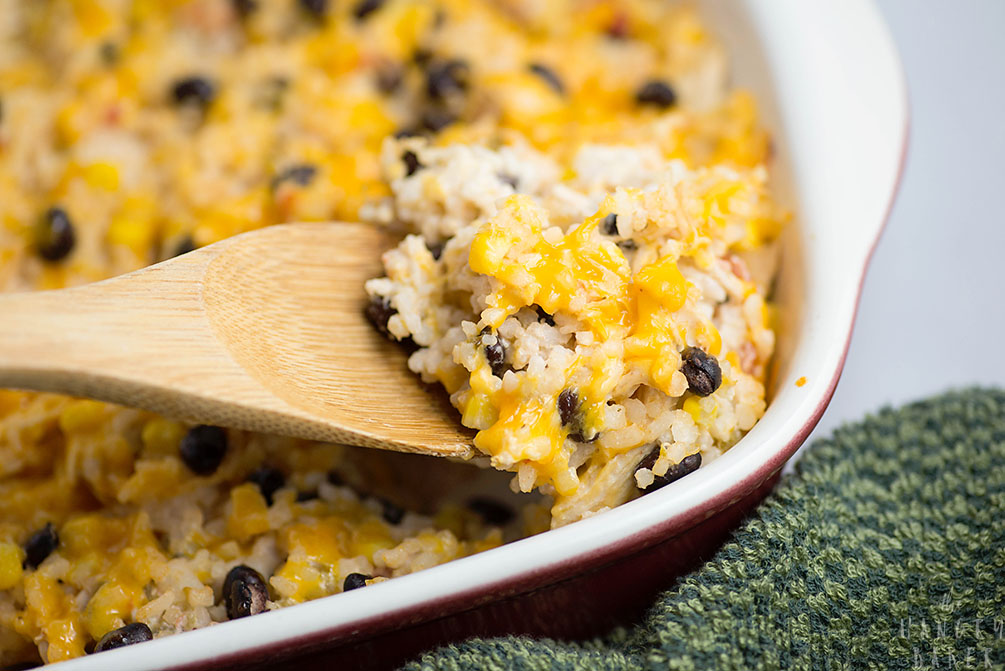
0,0,779,664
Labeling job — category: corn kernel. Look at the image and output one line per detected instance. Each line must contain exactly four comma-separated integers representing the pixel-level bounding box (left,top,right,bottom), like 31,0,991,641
82,163,120,191
38,265,68,291
72,0,113,38
141,418,186,459
106,215,154,254
696,320,723,357
58,400,107,434
0,542,24,589
83,581,134,640
0,390,24,417
433,505,466,539
55,103,85,145
387,4,437,60
683,397,702,422
471,529,503,554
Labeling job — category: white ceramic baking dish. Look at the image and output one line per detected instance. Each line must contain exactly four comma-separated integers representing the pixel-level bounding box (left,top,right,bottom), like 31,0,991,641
49,1,908,668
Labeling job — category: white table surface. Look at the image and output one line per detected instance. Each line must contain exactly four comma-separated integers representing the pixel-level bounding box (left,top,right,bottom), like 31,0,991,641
804,0,1005,446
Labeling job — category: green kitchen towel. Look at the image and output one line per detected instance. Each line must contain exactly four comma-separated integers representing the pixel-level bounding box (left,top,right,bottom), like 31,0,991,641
402,389,1005,671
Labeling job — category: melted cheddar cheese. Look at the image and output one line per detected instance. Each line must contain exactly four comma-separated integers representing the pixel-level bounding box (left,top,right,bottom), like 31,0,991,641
448,168,775,499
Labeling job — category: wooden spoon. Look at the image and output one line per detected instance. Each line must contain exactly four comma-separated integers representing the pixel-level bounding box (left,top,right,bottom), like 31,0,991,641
0,223,475,458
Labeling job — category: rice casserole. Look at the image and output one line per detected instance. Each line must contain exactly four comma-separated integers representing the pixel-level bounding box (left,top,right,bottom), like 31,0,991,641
0,0,782,664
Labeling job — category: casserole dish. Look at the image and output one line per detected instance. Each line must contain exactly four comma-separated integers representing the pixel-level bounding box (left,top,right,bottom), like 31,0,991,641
44,1,908,668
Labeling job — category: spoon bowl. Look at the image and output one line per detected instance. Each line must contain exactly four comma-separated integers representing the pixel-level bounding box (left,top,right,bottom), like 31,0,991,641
0,223,475,458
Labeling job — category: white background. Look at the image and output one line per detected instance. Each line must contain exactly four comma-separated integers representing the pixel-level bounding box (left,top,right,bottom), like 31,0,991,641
807,0,1005,442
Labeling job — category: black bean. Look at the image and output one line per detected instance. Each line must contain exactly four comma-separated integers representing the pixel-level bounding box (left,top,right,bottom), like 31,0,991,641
259,76,289,112
497,173,518,190
425,59,469,100
172,236,197,257
343,573,371,591
365,295,397,339
23,523,58,569
635,79,677,108
98,42,119,66
402,150,423,177
466,497,514,525
535,306,555,326
676,453,702,477
426,241,444,260
295,490,318,502
680,347,722,397
232,0,257,17
353,0,384,20
35,207,76,262
380,499,405,525
420,107,456,132
171,76,216,108
528,63,564,94
375,64,403,94
637,450,702,492
599,213,619,236
271,163,317,189
299,0,328,19
247,467,284,505
412,49,433,66
223,565,269,620
179,425,228,476
558,389,597,442
617,239,638,252
568,429,598,443
93,623,153,653
483,338,507,378
557,389,580,427
636,445,659,473
394,127,422,139
323,472,367,498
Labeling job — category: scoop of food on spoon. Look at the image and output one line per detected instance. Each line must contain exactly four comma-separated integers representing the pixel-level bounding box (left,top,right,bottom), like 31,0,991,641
0,223,475,458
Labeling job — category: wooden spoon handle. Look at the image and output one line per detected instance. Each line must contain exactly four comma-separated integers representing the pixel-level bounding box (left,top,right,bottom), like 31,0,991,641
0,224,475,456
0,251,266,420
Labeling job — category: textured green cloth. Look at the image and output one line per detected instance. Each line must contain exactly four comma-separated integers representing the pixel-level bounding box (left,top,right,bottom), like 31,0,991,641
402,390,1005,671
